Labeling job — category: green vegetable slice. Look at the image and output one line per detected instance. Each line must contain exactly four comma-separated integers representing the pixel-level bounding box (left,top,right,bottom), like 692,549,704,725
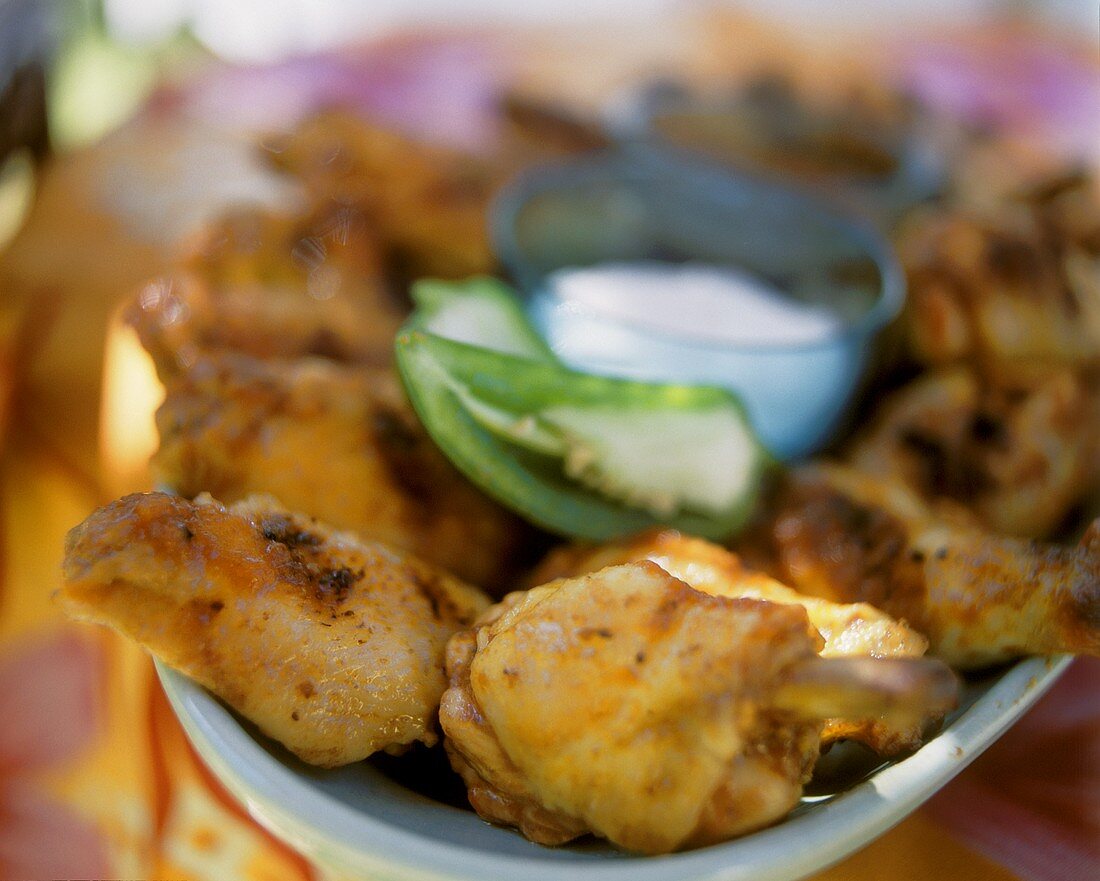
395,328,766,541
408,276,557,362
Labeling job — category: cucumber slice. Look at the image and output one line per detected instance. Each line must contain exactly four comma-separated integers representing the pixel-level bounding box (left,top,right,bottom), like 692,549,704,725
542,404,757,517
409,277,557,362
395,328,766,541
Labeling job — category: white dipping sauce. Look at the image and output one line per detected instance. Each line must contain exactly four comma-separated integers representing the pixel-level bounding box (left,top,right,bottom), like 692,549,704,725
544,261,842,346
531,260,858,459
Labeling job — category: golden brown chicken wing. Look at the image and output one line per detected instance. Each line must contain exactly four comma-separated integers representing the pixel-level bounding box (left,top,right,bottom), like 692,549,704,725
740,463,1100,668
896,193,1100,372
60,492,489,767
266,112,500,281
846,366,1100,538
127,203,405,378
440,562,957,853
529,530,933,754
152,353,533,589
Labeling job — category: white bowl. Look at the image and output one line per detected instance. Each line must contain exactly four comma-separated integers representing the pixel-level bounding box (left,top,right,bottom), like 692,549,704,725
490,148,906,460
156,654,1069,881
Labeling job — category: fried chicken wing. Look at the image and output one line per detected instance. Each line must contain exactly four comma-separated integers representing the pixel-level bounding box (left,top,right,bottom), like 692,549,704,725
128,204,405,378
440,562,957,853
847,366,1100,538
130,108,602,375
740,464,1100,668
152,353,532,589
529,530,933,754
897,170,1100,372
61,492,489,767
266,113,500,281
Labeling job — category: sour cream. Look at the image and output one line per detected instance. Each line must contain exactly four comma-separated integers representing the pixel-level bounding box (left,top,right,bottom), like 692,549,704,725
529,260,858,459
544,261,842,346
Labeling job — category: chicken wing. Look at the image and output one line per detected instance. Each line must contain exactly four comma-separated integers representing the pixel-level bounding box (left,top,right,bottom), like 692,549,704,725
152,353,533,590
739,463,1100,668
529,530,933,754
846,366,1100,538
61,492,489,767
266,112,499,281
440,562,957,853
127,203,405,379
896,170,1100,372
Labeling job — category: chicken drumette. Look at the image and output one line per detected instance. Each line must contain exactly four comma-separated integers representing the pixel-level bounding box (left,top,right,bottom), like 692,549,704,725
61,492,489,767
739,463,1100,669
152,353,533,590
440,562,957,853
846,366,1100,539
896,170,1100,372
877,167,1100,537
128,204,406,377
529,530,934,754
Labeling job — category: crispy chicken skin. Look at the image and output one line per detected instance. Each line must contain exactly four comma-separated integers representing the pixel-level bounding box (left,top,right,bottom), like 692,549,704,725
846,366,1100,539
441,563,957,853
127,205,405,378
152,353,531,590
857,164,1100,538
896,172,1100,371
529,530,934,755
740,464,1100,669
60,492,489,767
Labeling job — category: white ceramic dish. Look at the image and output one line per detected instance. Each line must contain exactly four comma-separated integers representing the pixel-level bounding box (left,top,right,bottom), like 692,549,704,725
491,148,905,460
156,654,1070,881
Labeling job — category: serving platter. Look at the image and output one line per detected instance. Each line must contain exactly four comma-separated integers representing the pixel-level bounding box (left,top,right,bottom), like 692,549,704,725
157,654,1069,881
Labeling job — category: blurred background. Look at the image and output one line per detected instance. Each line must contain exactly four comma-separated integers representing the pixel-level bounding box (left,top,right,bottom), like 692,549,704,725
4,0,1100,146
1,0,1098,252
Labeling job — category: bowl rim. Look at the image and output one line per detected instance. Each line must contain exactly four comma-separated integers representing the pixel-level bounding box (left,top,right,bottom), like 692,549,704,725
156,654,1070,881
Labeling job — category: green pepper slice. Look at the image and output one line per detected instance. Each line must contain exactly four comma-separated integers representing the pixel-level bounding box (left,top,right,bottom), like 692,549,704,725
395,318,767,541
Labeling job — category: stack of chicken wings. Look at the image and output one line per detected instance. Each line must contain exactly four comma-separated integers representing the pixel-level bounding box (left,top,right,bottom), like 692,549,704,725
60,96,1099,854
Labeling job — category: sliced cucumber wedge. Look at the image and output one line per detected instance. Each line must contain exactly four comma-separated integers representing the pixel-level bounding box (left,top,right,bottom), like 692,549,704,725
395,327,766,541
408,277,557,362
543,404,757,518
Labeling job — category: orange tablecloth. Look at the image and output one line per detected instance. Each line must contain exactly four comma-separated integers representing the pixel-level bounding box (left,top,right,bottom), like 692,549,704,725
1,122,1097,881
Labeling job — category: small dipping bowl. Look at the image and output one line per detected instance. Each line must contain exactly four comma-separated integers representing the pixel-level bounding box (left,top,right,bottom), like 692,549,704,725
491,147,904,460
